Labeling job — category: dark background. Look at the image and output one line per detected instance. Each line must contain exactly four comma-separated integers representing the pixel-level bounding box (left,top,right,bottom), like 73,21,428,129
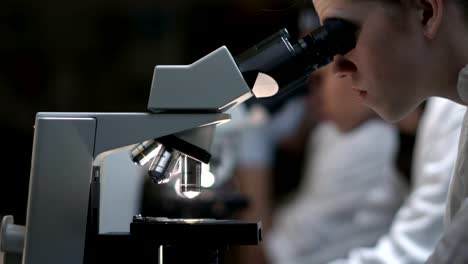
0,0,310,225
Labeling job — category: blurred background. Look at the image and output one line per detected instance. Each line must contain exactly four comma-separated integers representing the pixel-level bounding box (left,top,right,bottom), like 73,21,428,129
0,0,311,225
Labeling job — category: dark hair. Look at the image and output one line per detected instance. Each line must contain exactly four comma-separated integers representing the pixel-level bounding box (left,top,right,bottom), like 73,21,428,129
456,0,468,22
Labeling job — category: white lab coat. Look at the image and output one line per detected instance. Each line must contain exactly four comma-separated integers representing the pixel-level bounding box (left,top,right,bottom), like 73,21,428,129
425,65,468,263
266,119,406,264
330,97,465,264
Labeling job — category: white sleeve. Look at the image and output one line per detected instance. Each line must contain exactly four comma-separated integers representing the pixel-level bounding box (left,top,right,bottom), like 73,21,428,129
329,98,464,264
266,121,402,264
426,197,468,264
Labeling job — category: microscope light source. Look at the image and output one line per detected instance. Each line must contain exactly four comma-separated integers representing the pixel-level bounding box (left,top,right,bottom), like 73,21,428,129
201,171,215,188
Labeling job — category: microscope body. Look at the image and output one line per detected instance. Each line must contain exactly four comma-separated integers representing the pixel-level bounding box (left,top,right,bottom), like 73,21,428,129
3,46,254,264
24,113,230,264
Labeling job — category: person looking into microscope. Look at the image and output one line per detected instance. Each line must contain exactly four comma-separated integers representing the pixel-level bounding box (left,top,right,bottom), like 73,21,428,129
263,64,410,264
310,0,468,263
236,57,423,263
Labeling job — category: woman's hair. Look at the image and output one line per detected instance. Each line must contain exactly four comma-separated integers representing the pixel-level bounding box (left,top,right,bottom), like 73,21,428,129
456,0,468,22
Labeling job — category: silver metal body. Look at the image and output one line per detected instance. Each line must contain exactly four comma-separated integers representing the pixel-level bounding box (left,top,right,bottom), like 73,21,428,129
24,113,229,264
0,45,252,263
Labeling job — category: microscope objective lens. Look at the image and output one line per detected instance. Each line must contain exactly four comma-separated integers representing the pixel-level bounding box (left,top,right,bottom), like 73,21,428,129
180,155,202,199
148,146,181,184
130,139,160,166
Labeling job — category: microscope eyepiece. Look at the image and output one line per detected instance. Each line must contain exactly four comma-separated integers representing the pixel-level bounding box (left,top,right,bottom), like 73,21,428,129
297,18,357,69
235,18,357,96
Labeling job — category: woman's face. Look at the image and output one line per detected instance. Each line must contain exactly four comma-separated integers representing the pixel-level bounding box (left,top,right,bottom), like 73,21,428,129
313,0,432,122
309,66,375,132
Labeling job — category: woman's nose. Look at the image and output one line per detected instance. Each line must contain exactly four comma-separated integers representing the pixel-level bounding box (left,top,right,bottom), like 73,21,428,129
332,55,357,78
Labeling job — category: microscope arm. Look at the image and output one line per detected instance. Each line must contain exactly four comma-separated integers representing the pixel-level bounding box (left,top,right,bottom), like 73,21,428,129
33,112,229,157
21,112,229,264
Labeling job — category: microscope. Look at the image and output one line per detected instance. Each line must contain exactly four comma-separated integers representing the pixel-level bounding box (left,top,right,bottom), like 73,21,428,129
0,19,356,264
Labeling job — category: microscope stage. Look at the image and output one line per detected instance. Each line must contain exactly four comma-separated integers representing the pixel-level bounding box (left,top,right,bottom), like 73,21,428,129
130,216,262,246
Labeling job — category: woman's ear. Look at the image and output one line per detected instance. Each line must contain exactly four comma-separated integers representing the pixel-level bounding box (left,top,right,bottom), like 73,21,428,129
415,0,443,39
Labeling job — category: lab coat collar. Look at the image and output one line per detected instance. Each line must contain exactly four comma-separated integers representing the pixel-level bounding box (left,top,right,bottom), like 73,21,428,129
457,65,468,103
